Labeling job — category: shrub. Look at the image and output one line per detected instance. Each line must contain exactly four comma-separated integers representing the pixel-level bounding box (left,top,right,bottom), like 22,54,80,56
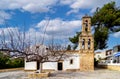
0,52,24,69
0,52,9,69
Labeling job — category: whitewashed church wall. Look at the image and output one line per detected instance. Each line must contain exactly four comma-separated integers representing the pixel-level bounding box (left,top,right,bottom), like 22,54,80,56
24,61,37,70
63,54,80,70
43,62,57,70
24,53,80,71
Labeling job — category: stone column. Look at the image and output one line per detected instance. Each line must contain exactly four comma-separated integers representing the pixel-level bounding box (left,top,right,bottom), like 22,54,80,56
91,38,94,50
85,38,88,50
88,19,91,32
80,41,82,50
82,21,84,32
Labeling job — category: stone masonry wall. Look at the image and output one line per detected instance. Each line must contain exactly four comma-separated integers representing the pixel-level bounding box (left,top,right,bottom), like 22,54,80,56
80,52,94,71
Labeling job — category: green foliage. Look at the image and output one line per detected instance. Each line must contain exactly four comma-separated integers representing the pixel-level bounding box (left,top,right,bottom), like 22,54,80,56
69,32,81,44
92,1,120,49
6,58,24,68
69,2,120,50
0,52,24,69
69,32,81,50
94,27,109,50
92,1,120,32
0,52,9,69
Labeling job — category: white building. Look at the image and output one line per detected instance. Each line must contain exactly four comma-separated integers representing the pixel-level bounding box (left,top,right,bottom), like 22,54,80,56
95,51,106,60
25,51,80,71
25,15,94,71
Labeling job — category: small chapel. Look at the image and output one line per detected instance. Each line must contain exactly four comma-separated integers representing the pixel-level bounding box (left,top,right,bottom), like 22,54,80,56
25,15,94,71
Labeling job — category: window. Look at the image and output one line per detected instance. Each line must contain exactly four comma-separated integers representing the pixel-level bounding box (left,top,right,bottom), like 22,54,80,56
82,39,85,45
85,27,88,32
46,48,48,50
84,20,88,32
106,52,108,55
82,39,85,49
109,52,111,55
88,39,91,49
36,46,39,49
70,59,73,64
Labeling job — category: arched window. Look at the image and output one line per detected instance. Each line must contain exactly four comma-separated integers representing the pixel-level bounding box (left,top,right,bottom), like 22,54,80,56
84,20,88,32
82,39,85,49
88,39,91,49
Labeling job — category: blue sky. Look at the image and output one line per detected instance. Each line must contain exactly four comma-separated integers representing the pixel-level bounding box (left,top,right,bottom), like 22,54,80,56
0,0,120,50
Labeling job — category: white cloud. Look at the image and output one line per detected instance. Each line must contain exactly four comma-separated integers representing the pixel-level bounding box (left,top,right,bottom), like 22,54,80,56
60,0,109,9
69,0,106,9
59,0,76,5
0,0,119,14
0,11,11,24
60,0,118,14
0,17,82,45
27,18,82,44
0,0,118,15
36,18,81,39
0,27,43,45
0,0,58,13
0,27,20,45
66,9,79,15
0,0,58,24
0,27,18,36
113,31,120,38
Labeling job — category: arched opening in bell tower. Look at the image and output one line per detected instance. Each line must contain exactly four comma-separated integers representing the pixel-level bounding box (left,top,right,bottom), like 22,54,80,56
82,39,85,49
88,39,91,49
84,20,88,32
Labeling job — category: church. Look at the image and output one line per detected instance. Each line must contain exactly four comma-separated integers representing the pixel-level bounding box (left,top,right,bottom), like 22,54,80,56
25,15,94,71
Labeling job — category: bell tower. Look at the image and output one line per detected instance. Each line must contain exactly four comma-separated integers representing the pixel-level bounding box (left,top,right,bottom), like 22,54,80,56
79,15,94,71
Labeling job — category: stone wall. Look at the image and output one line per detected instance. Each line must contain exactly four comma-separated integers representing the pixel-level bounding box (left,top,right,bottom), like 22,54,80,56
99,63,120,71
80,53,94,71
0,68,23,72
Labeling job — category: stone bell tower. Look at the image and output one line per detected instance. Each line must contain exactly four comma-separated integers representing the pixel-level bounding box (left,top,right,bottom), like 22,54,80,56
79,15,94,71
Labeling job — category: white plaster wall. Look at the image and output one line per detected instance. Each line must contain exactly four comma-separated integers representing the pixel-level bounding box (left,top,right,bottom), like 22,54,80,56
41,54,80,71
95,51,106,60
43,62,57,70
25,61,37,70
63,54,80,70
24,53,80,71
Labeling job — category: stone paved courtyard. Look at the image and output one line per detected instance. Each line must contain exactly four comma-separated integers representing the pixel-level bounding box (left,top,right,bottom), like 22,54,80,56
0,69,120,79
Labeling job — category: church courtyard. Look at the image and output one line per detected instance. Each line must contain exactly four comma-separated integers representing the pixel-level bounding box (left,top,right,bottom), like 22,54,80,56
0,69,120,79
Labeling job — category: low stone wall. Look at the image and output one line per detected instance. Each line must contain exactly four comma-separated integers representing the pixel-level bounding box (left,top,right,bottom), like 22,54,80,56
24,69,55,73
28,72,50,78
66,69,80,72
98,63,120,71
42,69,55,72
0,68,24,72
